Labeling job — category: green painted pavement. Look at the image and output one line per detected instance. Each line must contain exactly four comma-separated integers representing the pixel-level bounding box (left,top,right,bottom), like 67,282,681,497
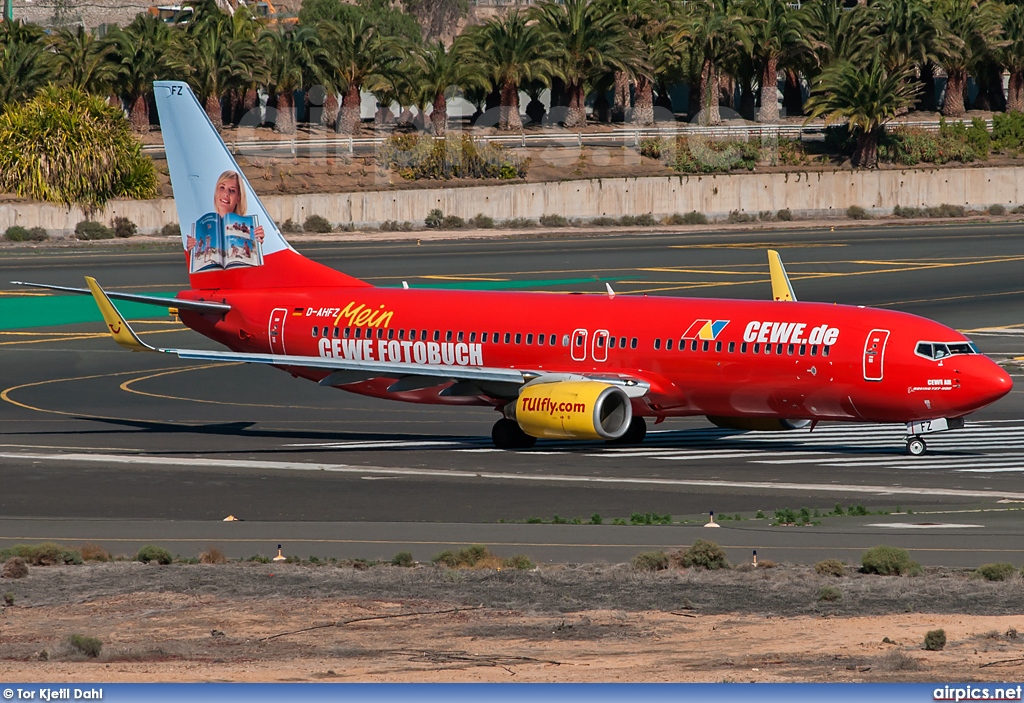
0,293,176,330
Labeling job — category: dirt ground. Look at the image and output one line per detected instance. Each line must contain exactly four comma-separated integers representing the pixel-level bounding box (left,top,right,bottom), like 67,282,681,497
3,562,1024,682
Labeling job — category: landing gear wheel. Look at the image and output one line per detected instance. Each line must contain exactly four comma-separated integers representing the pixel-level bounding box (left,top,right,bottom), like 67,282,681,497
906,437,927,456
491,418,536,450
609,417,647,445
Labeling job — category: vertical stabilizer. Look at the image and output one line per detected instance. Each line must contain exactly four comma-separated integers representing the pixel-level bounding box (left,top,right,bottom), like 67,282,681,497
153,80,368,290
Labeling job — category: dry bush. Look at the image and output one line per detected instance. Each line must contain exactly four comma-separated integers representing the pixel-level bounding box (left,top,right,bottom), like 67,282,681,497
815,559,846,577
2,557,28,579
80,543,110,562
199,546,227,565
925,629,947,651
67,634,102,658
631,551,669,571
879,649,923,671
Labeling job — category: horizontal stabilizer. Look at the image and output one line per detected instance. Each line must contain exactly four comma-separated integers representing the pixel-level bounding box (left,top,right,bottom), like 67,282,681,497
11,281,230,314
84,276,158,352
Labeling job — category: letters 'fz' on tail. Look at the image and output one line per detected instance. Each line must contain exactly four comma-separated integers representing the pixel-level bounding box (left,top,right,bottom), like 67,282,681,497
153,81,368,291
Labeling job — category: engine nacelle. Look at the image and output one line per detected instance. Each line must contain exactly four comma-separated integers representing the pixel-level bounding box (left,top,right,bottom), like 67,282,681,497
509,381,632,440
706,416,812,431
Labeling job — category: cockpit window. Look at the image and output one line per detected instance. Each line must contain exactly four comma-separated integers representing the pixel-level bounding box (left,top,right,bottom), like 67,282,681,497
915,341,979,360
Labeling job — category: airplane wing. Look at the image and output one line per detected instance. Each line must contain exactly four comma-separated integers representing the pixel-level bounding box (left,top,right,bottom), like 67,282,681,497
11,280,231,314
84,276,650,398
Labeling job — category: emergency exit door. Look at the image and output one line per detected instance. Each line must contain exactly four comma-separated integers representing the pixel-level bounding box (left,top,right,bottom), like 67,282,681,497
863,328,890,382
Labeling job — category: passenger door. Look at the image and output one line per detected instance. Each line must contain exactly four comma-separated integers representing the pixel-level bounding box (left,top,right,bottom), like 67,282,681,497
863,329,890,381
592,329,609,363
571,328,588,361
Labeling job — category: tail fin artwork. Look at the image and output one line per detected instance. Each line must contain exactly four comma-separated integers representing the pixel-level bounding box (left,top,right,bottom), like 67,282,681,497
153,81,368,291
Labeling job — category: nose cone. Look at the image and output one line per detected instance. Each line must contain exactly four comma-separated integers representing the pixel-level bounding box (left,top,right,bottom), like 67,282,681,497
973,360,1014,408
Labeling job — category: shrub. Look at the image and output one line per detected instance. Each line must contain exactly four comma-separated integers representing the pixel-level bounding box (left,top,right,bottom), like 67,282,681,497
199,546,227,565
681,539,729,570
469,213,494,228
588,216,617,226
3,591,13,605
424,209,444,228
4,225,47,242
379,220,413,231
280,218,301,232
590,513,603,525
111,216,137,238
638,137,668,159
303,214,332,233
861,545,919,575
924,629,946,651
927,203,966,218
75,220,113,240
502,554,535,570
2,557,28,579
380,134,528,180
391,551,414,567
539,213,570,227
987,203,1006,216
814,559,846,577
893,205,922,218
136,545,172,565
993,111,1024,153
159,223,181,238
0,86,158,211
818,585,842,602
68,634,102,658
80,543,110,562
500,217,535,229
776,208,793,221
432,544,492,568
726,210,756,224
973,562,1016,581
664,212,708,225
632,550,669,571
618,213,656,226
672,136,760,173
440,215,465,229
630,512,671,525
846,205,869,220
966,117,991,158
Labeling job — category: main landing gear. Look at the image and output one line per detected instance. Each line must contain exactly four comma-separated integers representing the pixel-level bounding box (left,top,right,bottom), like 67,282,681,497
491,418,537,450
609,417,647,445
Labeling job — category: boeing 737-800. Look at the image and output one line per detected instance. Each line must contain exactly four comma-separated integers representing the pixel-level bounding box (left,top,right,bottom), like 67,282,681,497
14,81,1013,455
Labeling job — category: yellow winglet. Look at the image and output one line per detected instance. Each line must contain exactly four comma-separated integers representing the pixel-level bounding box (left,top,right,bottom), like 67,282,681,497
84,276,155,352
767,250,797,302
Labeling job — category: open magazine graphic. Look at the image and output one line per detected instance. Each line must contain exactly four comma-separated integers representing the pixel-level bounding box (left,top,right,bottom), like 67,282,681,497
190,213,263,274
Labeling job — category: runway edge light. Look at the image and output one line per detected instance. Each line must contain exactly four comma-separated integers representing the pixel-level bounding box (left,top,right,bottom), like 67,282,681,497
704,511,719,528
273,544,286,562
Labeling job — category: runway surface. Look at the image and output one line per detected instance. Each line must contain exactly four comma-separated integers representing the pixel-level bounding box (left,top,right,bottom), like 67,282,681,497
2,223,1022,565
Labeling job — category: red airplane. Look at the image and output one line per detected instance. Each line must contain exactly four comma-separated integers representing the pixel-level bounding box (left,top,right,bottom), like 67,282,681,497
14,82,1013,456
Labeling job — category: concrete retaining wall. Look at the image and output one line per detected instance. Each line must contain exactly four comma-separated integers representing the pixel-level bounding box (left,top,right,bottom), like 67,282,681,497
2,166,1022,234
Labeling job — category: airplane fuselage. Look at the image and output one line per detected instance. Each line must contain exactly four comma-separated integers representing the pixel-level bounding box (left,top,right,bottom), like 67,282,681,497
179,286,1012,425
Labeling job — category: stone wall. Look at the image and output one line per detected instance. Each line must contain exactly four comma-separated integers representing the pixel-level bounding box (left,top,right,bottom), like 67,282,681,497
2,166,1022,235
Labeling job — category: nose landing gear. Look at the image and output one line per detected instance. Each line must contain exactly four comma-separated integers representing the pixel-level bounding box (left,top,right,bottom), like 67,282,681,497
905,436,927,456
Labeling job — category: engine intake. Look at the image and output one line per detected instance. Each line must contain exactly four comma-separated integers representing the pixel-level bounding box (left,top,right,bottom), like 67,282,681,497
706,416,812,431
509,381,632,440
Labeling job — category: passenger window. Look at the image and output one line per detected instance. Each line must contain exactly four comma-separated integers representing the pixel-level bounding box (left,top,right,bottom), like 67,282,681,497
691,340,698,351
702,340,709,352
433,330,440,341
311,326,318,337
537,334,544,346
753,343,760,354
788,344,794,355
823,345,831,357
667,339,674,351
776,343,784,355
515,333,522,344
470,332,476,343
378,328,385,339
398,329,406,340
446,331,453,342
654,339,661,350
728,341,735,353
388,328,395,340
333,327,340,338
562,335,570,347
609,337,617,349
504,333,511,344
716,341,722,352
740,342,747,353
355,328,362,339
620,337,627,348
457,331,464,342
799,344,806,355
527,334,534,345
550,335,557,345
481,332,488,343
810,345,818,356
765,344,771,355
344,327,351,338
597,336,605,348
631,338,637,349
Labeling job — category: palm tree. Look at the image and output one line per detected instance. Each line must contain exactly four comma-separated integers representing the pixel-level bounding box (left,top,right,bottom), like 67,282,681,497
679,0,750,125
0,20,51,111
1002,1,1024,112
744,0,804,123
49,26,118,95
462,12,557,131
934,0,1003,117
318,17,397,134
261,25,326,134
110,14,183,132
531,0,640,128
412,39,485,136
184,1,263,129
804,52,920,168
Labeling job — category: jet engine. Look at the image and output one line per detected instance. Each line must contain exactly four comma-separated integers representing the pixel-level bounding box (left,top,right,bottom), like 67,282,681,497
508,381,632,440
706,416,812,431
